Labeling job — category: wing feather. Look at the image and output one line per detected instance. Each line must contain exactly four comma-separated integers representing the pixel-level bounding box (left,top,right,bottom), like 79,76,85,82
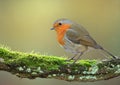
66,27,99,48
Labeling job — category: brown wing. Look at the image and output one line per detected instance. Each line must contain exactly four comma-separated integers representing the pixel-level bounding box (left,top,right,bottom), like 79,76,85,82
78,35,98,48
66,28,99,48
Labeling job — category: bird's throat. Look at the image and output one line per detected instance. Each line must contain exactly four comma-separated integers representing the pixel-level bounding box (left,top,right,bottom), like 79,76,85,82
57,32,65,45
56,24,70,45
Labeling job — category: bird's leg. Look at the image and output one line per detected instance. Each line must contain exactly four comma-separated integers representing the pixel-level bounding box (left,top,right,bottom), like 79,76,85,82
73,52,83,64
67,54,78,61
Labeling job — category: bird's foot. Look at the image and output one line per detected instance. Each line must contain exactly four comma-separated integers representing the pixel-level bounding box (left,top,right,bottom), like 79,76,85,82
65,58,74,62
65,54,78,62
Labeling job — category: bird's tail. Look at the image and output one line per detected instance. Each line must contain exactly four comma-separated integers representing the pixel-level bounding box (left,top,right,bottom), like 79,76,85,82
97,45,117,59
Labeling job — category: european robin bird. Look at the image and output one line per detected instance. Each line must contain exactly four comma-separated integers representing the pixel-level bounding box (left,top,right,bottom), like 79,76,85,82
51,19,116,63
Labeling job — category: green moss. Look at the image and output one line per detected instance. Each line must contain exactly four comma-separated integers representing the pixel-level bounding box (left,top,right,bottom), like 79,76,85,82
79,60,97,66
0,46,100,71
0,46,120,81
115,65,120,73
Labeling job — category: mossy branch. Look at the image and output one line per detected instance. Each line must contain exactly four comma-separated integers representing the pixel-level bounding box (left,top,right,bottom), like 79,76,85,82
0,46,120,82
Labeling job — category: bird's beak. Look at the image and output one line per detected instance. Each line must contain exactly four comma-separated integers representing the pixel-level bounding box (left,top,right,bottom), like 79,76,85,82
50,28,55,30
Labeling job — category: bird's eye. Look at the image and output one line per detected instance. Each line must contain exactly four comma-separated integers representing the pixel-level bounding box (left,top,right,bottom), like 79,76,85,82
58,22,62,25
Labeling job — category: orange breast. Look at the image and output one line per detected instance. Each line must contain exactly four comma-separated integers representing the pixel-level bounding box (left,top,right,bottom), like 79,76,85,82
56,24,70,45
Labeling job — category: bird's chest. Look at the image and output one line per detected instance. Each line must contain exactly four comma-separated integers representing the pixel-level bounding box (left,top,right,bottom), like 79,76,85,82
61,35,86,54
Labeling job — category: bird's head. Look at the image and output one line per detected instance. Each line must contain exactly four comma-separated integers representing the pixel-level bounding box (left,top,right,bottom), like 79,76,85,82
51,19,72,33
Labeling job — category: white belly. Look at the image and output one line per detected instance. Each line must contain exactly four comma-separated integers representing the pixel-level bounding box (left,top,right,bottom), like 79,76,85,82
62,36,87,54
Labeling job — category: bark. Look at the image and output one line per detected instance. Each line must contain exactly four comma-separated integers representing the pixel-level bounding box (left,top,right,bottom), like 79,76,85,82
0,47,120,82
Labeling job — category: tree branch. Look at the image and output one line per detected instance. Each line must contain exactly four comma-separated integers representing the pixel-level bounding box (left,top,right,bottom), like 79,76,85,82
0,46,120,82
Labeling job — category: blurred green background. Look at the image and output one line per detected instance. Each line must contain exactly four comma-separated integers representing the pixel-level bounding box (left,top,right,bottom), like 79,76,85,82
0,0,120,85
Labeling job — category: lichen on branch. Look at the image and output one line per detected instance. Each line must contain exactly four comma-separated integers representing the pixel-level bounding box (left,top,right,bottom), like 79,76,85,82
0,46,120,82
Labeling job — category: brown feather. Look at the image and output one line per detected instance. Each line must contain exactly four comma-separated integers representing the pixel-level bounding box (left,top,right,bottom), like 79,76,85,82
66,24,99,48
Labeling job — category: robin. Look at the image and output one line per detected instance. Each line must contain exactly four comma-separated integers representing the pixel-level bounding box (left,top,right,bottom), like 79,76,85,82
51,18,116,63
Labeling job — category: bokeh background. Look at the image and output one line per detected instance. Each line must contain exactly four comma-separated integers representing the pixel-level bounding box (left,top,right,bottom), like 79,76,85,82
0,0,120,85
